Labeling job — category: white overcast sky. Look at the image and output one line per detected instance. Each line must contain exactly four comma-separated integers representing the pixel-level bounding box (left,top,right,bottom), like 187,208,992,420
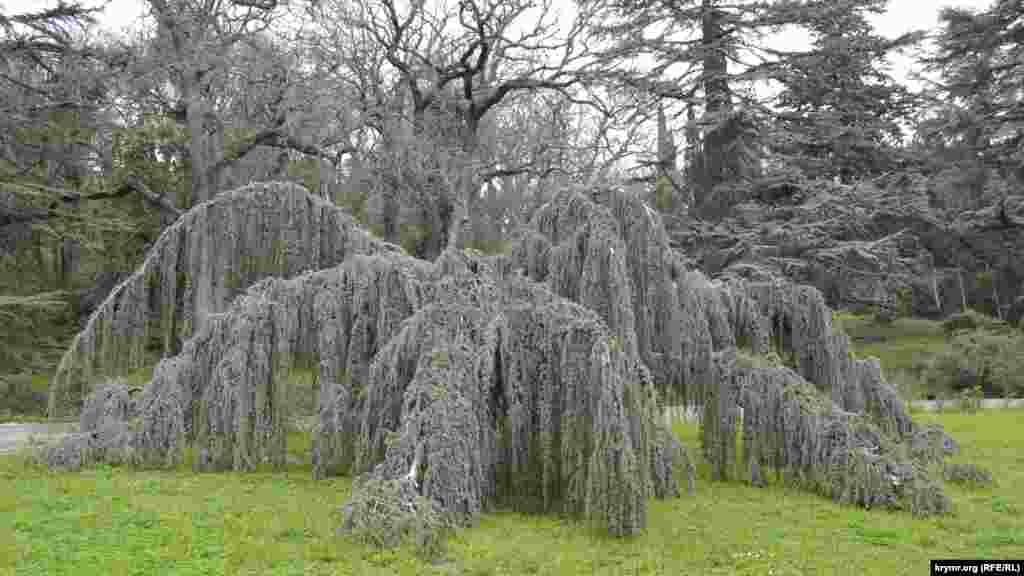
3,0,996,89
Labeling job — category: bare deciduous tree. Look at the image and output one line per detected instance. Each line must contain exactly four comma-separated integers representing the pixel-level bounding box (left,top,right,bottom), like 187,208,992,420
310,0,599,256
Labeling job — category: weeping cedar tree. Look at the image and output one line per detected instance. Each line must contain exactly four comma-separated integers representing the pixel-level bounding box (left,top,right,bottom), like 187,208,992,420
43,182,983,548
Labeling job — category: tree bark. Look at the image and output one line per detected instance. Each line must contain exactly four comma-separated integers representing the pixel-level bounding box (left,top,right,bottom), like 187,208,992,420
698,0,731,215
448,111,480,251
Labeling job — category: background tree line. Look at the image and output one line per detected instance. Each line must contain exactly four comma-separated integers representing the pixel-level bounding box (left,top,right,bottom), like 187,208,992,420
1,0,1021,411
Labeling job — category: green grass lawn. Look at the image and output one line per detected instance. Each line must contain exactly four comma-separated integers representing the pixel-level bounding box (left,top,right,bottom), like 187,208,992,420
2,411,1022,576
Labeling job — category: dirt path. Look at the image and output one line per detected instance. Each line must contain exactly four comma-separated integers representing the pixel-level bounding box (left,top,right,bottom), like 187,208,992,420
0,422,78,455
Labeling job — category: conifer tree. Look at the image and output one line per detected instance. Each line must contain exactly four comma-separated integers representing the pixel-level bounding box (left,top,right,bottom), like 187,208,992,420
916,0,1023,195
765,0,921,183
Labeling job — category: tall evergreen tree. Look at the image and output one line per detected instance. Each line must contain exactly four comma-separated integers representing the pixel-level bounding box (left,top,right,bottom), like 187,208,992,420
916,0,1023,195
765,0,921,184
587,0,919,214
587,0,768,217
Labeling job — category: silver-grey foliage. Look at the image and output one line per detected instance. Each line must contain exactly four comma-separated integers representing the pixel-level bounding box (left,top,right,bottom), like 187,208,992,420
942,462,995,487
44,183,685,538
513,186,976,516
322,252,686,536
44,181,986,546
338,473,449,558
48,181,397,418
706,351,951,515
34,379,139,471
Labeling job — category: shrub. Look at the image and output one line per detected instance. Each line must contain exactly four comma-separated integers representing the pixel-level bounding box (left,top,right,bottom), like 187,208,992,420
874,304,897,324
338,475,450,560
31,380,141,471
974,271,998,316
943,462,995,487
926,329,1024,398
654,176,675,213
894,287,914,319
887,368,924,402
0,374,47,416
958,385,983,415
940,309,1012,337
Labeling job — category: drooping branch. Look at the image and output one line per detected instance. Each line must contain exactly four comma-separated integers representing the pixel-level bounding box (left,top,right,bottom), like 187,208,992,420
3,177,182,219
515,186,721,408
48,181,398,417
510,185,970,517
114,175,183,218
48,237,687,538
41,181,983,549
705,350,953,515
207,123,358,181
516,186,925,442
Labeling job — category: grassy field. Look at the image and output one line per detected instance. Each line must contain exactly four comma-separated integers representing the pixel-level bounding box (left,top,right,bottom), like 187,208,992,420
2,410,1022,576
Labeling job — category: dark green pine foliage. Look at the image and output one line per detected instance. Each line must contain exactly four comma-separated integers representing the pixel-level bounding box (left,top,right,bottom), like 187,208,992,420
588,0,766,217
766,0,921,184
916,0,1023,187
